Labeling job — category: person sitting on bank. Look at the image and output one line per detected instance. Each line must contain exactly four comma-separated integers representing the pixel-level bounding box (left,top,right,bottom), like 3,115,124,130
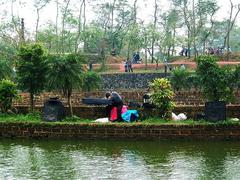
105,91,123,122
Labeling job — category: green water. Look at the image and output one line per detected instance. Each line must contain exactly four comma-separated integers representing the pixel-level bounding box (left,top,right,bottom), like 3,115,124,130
0,139,240,180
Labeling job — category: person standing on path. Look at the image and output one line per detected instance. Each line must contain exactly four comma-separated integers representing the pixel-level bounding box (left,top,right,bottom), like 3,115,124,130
127,59,133,72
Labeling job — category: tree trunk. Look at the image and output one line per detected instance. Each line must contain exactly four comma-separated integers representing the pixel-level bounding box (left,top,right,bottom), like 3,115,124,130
144,36,148,70
192,0,197,59
75,0,84,53
111,0,117,49
30,93,34,113
223,1,240,60
171,28,176,56
68,93,73,117
188,31,191,59
35,9,40,42
55,0,59,54
61,0,71,54
35,1,49,42
83,0,87,52
151,0,157,63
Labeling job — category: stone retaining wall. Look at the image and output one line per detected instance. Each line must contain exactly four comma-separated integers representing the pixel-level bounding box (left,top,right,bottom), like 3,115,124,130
100,73,168,89
0,122,240,140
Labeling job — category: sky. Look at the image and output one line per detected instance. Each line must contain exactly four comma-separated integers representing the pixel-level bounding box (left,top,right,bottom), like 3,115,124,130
1,0,240,32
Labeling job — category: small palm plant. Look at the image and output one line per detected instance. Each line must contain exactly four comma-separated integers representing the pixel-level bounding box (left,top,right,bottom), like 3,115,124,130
46,54,84,116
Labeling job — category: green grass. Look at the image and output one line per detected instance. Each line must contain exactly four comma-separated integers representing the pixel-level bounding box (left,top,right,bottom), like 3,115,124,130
0,113,239,126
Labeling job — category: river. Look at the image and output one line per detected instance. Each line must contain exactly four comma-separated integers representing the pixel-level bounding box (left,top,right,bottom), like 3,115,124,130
0,139,240,179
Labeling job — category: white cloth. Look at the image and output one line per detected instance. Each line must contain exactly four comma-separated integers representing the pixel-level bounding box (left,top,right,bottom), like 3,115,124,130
172,113,187,121
95,117,109,123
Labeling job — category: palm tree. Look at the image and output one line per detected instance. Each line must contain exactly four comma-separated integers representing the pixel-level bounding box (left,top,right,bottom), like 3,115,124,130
46,54,84,116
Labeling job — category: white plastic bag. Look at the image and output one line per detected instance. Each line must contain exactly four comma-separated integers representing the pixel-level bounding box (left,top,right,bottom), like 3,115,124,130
172,112,187,121
178,113,187,120
95,117,109,123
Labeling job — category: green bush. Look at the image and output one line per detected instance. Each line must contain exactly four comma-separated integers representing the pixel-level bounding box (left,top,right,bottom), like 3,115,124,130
149,78,175,118
0,59,14,80
186,73,201,89
170,67,190,90
234,65,240,88
81,71,102,91
196,56,235,102
0,80,19,113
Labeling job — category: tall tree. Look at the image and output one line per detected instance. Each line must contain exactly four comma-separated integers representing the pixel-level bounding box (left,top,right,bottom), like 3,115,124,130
34,0,50,42
17,44,47,112
223,0,240,59
61,0,71,54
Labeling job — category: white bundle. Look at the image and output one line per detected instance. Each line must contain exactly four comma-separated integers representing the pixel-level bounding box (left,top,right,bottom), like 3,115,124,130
95,118,109,123
172,113,187,121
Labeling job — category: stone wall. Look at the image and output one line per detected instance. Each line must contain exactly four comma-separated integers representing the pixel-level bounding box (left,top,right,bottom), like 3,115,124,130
100,73,169,89
0,122,240,140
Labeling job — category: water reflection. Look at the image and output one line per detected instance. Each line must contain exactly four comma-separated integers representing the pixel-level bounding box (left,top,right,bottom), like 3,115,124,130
0,139,240,179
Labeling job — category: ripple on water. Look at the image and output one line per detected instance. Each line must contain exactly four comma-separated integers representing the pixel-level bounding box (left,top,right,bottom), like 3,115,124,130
0,140,240,179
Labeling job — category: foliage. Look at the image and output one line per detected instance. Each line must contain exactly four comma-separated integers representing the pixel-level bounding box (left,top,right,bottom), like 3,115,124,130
16,43,47,111
149,78,175,118
46,54,85,116
186,73,201,89
170,67,190,90
81,71,102,92
16,43,47,93
46,54,85,95
233,65,240,88
0,59,14,80
0,80,19,113
196,56,235,102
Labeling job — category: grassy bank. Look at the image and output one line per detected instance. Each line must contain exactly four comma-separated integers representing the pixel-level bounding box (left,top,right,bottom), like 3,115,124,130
0,113,239,126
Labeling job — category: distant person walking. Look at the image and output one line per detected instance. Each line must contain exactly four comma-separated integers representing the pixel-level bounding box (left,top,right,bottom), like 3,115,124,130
124,60,128,72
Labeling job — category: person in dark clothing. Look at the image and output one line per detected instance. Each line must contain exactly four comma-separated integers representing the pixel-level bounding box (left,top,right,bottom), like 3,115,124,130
124,60,128,72
105,91,123,122
127,59,133,72
133,52,140,63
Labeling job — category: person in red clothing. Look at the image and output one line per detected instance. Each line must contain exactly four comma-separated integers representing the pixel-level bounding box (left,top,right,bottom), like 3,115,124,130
105,91,123,122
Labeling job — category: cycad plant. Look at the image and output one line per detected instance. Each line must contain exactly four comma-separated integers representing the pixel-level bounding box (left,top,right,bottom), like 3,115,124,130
46,54,84,116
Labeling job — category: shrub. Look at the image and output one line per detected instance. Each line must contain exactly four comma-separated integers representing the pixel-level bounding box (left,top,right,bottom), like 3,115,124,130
0,80,19,113
186,73,201,89
81,71,102,91
170,67,190,90
234,65,240,88
149,78,175,118
196,56,235,102
0,59,14,80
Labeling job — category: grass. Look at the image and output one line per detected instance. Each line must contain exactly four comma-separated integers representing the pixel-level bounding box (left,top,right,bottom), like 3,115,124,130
0,113,239,126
